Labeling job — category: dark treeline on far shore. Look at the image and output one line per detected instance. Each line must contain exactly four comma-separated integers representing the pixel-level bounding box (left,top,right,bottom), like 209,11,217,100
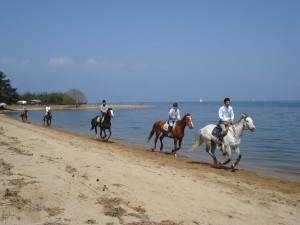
21,91,66,105
0,70,87,107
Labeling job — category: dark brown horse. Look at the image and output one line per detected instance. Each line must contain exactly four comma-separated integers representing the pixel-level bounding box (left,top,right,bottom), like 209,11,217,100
43,112,52,126
90,108,114,141
20,110,29,122
147,113,194,156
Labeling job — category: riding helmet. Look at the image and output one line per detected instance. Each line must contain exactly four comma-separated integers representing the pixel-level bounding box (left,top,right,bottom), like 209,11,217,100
102,100,106,103
173,102,178,107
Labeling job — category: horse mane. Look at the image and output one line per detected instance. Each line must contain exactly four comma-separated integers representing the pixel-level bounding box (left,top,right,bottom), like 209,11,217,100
234,113,248,124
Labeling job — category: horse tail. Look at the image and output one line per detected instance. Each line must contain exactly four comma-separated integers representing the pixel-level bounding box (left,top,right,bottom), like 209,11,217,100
147,124,156,143
90,118,96,131
188,131,202,153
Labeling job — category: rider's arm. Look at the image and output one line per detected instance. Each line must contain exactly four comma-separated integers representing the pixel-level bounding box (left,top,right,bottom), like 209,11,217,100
218,106,226,122
230,107,234,121
177,110,181,120
169,108,173,118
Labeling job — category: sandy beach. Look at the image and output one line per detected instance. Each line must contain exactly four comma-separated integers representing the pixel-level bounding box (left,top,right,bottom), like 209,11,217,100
0,114,299,225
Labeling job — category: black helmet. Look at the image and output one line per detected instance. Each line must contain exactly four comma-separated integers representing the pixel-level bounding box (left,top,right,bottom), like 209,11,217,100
173,102,178,107
102,100,106,103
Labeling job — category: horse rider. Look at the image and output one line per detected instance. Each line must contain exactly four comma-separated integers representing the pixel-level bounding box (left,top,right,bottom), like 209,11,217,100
21,104,28,116
217,97,234,144
168,102,181,136
45,104,51,117
100,100,109,124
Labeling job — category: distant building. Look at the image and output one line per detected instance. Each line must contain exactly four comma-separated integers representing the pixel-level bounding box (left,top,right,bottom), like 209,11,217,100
30,100,41,105
17,100,27,105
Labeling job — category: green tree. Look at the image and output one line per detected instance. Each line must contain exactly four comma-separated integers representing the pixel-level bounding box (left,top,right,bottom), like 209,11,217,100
0,71,20,104
48,92,64,104
20,91,65,105
21,91,36,102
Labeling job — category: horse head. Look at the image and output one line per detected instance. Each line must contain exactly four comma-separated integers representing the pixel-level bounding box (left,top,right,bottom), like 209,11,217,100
242,113,255,132
183,113,193,129
108,108,114,118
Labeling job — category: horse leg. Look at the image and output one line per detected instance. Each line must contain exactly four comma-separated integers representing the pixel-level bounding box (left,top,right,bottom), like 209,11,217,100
159,135,166,151
102,129,107,140
152,130,161,151
99,127,103,140
177,138,182,150
43,117,46,126
220,146,232,166
231,147,241,169
95,125,99,139
100,128,103,139
205,141,218,165
172,139,179,156
107,128,111,140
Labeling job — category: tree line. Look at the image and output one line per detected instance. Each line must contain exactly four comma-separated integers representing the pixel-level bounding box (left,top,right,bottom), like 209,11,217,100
0,71,87,106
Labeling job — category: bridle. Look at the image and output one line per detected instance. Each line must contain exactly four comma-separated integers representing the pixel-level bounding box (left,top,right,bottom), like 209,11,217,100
185,115,193,128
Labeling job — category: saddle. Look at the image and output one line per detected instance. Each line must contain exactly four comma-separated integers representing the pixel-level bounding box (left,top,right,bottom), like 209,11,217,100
212,124,230,140
45,112,52,117
163,122,176,137
212,126,222,139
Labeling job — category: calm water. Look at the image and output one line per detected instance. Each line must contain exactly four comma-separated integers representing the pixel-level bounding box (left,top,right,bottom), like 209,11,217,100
9,101,300,181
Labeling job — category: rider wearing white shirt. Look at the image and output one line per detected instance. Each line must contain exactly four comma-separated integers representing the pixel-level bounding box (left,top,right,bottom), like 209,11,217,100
100,100,109,123
22,104,28,113
218,97,234,142
45,105,51,116
168,102,180,133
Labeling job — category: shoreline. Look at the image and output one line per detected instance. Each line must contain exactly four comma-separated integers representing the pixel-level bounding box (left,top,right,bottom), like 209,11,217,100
3,111,300,182
1,103,153,111
1,114,300,224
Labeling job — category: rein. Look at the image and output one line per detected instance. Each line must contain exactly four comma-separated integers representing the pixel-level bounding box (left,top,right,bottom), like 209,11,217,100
178,115,191,127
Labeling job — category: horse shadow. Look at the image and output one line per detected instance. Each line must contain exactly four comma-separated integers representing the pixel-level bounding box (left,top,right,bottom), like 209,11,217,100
188,161,239,172
96,139,115,144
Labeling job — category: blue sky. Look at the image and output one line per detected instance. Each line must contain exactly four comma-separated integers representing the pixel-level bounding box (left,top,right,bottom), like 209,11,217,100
0,0,299,103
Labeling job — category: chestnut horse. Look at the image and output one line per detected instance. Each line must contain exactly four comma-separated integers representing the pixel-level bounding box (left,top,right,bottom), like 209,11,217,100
147,113,193,156
43,112,52,126
20,110,29,122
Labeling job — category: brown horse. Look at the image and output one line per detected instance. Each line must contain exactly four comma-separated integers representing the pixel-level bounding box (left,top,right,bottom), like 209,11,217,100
147,113,193,156
43,112,52,126
20,110,29,122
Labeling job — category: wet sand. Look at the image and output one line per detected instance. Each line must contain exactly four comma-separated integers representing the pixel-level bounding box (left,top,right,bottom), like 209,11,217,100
0,114,299,225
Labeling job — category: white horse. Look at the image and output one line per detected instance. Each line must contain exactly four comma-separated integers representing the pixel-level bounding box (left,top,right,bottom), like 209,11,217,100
188,113,255,169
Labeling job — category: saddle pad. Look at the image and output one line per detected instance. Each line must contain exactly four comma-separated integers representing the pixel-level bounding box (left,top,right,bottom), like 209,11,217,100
212,126,221,138
96,116,100,123
163,121,176,132
163,123,169,132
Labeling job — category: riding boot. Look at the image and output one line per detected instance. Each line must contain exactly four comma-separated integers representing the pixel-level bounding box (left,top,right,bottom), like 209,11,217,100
217,135,224,149
213,137,221,144
168,126,173,137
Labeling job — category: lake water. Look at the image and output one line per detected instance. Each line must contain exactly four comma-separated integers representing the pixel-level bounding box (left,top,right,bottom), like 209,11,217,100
9,101,300,181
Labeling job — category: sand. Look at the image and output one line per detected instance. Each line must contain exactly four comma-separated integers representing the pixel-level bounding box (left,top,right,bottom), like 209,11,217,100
0,114,299,225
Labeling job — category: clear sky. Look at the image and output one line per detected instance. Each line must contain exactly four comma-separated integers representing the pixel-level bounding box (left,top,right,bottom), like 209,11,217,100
0,0,299,103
